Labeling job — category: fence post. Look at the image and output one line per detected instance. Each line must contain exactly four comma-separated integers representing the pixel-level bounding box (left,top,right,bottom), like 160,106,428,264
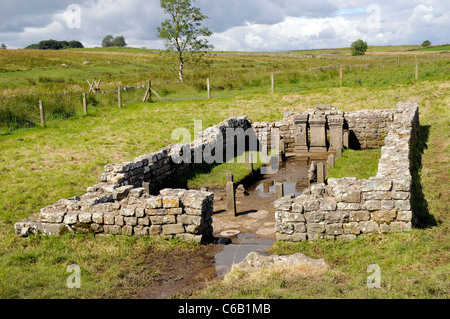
39,100,45,127
118,86,122,108
207,78,211,99
271,72,275,93
226,174,236,216
415,56,419,81
339,65,343,86
143,80,152,102
82,93,87,115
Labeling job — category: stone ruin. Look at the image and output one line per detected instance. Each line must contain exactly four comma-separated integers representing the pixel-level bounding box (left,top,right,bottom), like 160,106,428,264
14,100,419,243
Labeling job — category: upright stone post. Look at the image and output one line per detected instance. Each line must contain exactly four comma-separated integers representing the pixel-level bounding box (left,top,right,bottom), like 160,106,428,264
328,115,344,153
327,154,335,168
246,153,254,172
309,114,327,153
275,182,284,200
343,130,349,149
39,100,45,127
294,113,309,153
317,163,325,184
82,93,87,115
226,174,237,217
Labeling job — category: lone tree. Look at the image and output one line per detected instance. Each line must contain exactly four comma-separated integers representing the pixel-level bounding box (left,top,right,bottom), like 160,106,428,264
421,40,431,47
102,35,114,48
102,35,127,48
0,43,6,49
351,39,368,56
157,0,213,82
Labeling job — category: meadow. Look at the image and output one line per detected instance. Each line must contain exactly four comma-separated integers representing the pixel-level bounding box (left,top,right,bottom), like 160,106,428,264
0,46,448,299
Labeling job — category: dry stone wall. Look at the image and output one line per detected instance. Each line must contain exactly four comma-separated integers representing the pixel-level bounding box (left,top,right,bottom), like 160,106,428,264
275,101,419,242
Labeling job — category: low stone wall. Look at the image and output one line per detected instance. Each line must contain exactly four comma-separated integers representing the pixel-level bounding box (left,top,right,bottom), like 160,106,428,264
15,187,215,243
275,101,419,242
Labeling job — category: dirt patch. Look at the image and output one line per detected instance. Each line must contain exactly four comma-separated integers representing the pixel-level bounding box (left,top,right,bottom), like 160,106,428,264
129,245,220,299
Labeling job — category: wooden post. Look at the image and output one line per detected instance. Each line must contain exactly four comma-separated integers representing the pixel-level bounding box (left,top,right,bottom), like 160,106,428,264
143,80,152,102
271,72,275,93
415,56,419,81
118,86,122,108
39,100,45,127
82,93,87,115
226,174,236,216
339,65,343,86
207,78,211,99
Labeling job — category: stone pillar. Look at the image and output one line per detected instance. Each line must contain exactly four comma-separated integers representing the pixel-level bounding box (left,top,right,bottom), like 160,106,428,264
309,114,327,153
294,113,309,153
328,115,344,153
317,163,325,184
275,182,284,200
343,130,349,149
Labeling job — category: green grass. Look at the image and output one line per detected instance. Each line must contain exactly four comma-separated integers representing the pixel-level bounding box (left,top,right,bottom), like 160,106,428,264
326,149,381,180
0,47,449,299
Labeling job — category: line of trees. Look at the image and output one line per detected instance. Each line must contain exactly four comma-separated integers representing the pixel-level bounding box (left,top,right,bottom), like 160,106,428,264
25,40,84,50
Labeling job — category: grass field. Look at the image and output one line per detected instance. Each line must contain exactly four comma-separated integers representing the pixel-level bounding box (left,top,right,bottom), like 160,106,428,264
0,47,449,299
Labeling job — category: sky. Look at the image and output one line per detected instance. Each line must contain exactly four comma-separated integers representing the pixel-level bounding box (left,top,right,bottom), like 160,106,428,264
0,0,449,51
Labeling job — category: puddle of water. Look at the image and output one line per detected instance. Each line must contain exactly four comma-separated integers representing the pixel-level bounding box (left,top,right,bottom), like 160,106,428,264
213,233,275,279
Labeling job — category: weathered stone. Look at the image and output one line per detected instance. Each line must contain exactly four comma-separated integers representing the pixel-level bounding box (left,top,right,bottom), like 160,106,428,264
397,211,413,222
396,200,411,211
115,216,124,227
343,222,361,235
325,211,349,224
334,189,361,203
150,225,162,236
305,211,325,223
349,211,371,222
163,224,185,235
124,217,138,226
135,208,145,218
320,201,337,211
361,179,392,192
184,208,203,216
326,223,344,236
64,213,79,225
179,215,202,226
92,212,104,224
391,192,410,200
291,203,303,213
78,213,92,224
233,252,328,271
359,221,379,234
130,188,145,198
381,200,395,210
393,179,411,192
163,196,180,208
104,225,122,235
276,211,306,223
363,191,392,200
168,208,183,215
146,196,163,209
145,209,168,216
365,200,382,211
120,208,135,217
337,203,362,210
104,211,118,225
276,223,295,235
294,223,307,233
274,196,294,211
112,186,133,201
90,223,103,233
371,210,397,222
40,211,66,224
307,223,326,234
134,226,150,237
380,222,412,233
122,226,134,236
150,215,176,225
303,200,320,212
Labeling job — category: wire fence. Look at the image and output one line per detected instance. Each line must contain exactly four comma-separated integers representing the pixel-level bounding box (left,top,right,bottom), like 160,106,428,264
1,53,449,133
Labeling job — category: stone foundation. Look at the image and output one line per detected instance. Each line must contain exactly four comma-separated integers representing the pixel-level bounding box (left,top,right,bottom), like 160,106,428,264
275,101,419,242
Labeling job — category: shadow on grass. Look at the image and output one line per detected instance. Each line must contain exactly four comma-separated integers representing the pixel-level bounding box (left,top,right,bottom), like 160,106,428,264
412,125,438,229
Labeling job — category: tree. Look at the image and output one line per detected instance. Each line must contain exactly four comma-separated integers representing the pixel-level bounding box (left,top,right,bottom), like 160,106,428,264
102,35,114,48
111,36,127,47
421,40,431,47
68,40,84,49
0,43,6,49
351,39,368,56
38,40,63,50
157,0,213,82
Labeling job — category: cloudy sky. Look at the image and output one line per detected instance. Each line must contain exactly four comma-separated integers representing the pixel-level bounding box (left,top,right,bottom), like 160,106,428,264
0,0,449,50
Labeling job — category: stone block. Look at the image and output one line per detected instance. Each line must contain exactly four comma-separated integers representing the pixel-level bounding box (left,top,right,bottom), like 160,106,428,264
79,213,92,224
276,211,306,223
361,179,392,192
337,203,362,210
343,222,361,235
163,196,180,208
122,226,134,236
334,189,361,203
124,217,138,226
135,208,145,218
112,186,133,201
150,225,162,236
163,224,185,235
115,216,124,227
325,211,349,224
397,211,413,222
145,209,168,216
359,221,379,234
365,200,381,211
392,192,410,200
381,200,395,210
305,211,325,223
179,215,203,226
150,215,176,225
138,217,150,226
320,201,337,211
40,211,66,224
393,179,411,192
294,223,307,233
104,211,119,225
276,223,295,235
292,203,303,213
184,208,203,216
147,196,163,209
134,226,150,237
104,225,122,235
349,211,371,222
326,223,344,236
92,212,104,224
168,208,183,215
396,200,411,211
274,196,294,211
303,200,320,212
380,222,412,233
363,191,392,200
64,213,78,225
120,208,135,217
371,210,397,222
307,223,326,235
